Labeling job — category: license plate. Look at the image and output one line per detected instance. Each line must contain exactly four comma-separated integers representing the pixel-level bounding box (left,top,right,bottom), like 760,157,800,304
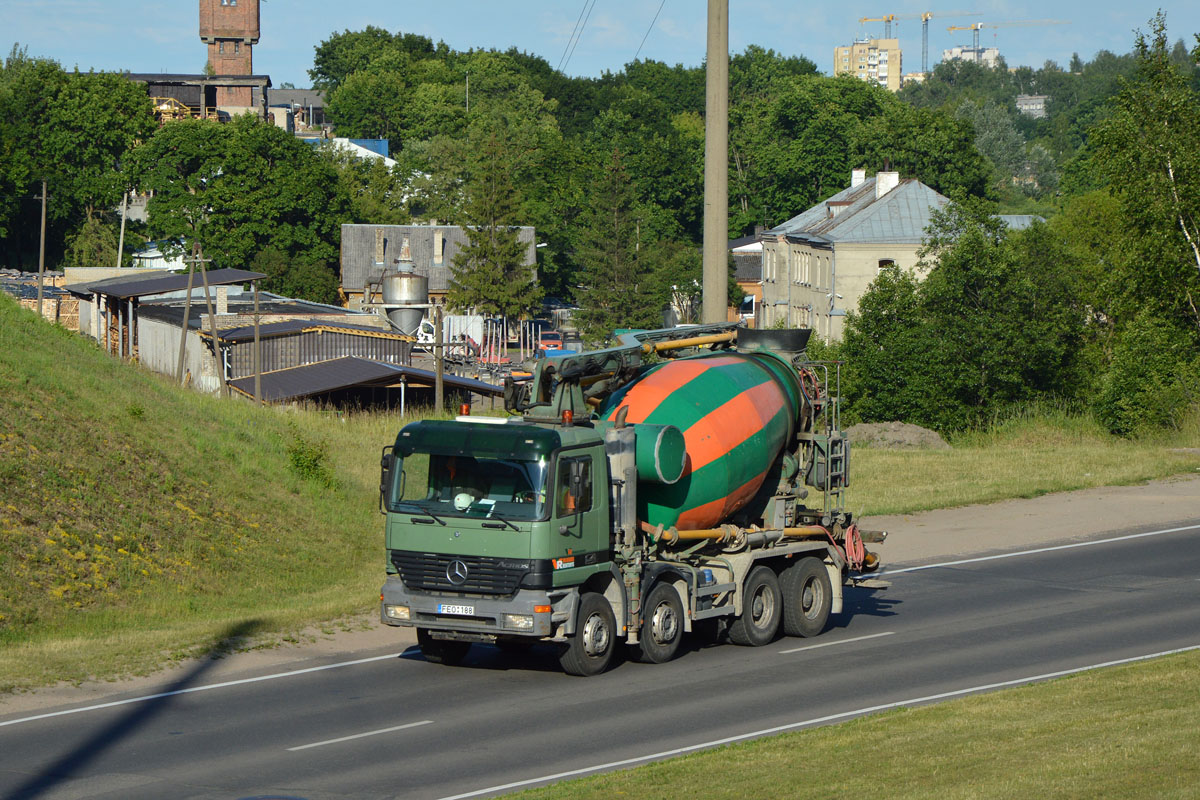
438,604,474,616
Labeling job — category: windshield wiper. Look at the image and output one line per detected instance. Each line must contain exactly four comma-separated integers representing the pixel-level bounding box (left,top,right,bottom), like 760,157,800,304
397,503,447,525
483,514,520,532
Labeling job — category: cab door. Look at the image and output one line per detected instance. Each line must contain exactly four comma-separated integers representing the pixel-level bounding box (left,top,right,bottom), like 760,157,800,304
549,449,609,585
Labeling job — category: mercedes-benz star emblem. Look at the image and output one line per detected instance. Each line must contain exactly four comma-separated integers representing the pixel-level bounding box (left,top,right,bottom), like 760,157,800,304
446,559,469,585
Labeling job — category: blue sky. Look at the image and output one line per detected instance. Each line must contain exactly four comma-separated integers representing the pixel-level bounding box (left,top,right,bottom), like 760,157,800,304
4,0,1198,86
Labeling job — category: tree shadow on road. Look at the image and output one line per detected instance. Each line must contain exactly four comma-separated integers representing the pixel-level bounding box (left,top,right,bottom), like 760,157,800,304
5,619,263,800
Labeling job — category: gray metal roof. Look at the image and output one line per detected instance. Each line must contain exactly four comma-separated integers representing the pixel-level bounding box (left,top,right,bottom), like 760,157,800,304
998,214,1044,231
767,178,950,246
205,319,408,343
227,357,503,402
70,269,268,300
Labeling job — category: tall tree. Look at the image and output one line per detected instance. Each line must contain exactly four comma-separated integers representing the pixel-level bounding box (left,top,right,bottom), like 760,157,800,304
572,150,659,341
130,116,349,301
448,127,541,318
1090,12,1200,332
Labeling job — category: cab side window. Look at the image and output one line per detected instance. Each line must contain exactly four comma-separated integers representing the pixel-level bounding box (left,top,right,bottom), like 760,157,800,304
556,457,592,516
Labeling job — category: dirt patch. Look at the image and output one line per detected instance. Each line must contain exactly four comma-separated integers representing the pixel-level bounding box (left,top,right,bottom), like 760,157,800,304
847,421,950,450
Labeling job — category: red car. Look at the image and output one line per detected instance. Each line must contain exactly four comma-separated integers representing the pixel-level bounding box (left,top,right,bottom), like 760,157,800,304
538,331,563,351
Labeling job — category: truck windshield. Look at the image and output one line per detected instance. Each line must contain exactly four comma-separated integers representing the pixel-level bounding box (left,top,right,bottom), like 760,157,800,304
388,454,548,522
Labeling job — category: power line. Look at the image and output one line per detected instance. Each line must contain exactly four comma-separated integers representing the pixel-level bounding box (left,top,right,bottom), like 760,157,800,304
562,0,598,75
634,0,668,62
557,0,591,73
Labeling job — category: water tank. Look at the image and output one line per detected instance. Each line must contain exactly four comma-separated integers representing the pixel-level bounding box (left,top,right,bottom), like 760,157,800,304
382,269,428,336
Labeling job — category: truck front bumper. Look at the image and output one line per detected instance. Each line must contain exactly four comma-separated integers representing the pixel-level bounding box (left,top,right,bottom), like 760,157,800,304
380,576,572,640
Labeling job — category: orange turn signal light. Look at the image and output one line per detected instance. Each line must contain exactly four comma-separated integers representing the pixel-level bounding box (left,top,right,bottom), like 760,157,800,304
534,605,552,614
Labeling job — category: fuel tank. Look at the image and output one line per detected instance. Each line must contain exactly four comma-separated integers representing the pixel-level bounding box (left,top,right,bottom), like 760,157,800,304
598,348,803,529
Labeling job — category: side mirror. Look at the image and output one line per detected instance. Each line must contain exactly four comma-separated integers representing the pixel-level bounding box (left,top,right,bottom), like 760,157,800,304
379,447,395,514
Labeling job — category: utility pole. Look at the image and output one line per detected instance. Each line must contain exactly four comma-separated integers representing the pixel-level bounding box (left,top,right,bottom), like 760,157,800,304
37,180,47,319
434,305,445,412
701,0,729,324
115,191,129,269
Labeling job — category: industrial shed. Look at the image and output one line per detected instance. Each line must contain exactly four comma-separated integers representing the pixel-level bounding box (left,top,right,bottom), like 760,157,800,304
199,320,413,381
226,356,502,413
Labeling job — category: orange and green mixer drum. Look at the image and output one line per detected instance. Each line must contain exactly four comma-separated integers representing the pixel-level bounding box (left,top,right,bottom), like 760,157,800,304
599,350,802,530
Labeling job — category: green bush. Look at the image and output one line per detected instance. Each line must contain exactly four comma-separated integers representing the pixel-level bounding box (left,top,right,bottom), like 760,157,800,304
286,423,336,487
1093,312,1200,436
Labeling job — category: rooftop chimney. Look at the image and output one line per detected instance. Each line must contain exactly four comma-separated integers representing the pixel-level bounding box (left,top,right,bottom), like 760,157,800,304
876,171,900,199
851,168,866,188
216,285,229,316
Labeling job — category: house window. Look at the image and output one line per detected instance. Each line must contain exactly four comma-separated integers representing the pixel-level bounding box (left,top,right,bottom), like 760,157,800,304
234,42,241,54
218,41,225,54
878,258,896,271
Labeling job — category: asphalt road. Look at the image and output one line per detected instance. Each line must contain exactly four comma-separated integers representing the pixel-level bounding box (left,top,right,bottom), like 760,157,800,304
2,519,1199,800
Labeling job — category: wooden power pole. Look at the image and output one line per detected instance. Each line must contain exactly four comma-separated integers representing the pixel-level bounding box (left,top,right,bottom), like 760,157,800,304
702,0,729,324
37,180,47,319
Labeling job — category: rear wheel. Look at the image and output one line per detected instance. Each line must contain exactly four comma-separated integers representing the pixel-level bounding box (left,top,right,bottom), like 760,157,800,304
631,582,684,664
559,592,617,676
781,557,832,638
417,629,471,665
728,565,781,646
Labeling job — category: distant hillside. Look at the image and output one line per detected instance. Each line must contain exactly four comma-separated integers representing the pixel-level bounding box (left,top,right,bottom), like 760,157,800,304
0,294,399,690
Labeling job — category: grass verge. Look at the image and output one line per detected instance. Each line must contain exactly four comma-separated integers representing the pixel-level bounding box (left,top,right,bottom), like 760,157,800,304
846,408,1200,516
508,649,1200,800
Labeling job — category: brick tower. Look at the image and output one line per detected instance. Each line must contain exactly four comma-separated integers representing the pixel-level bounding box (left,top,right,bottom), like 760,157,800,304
199,0,260,107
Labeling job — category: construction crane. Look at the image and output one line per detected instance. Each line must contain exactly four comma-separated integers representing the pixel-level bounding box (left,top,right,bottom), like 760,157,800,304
947,20,1069,53
858,14,897,38
859,10,978,73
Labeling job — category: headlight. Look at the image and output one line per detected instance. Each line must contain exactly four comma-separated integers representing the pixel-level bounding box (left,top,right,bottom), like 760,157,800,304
385,604,411,620
503,613,534,630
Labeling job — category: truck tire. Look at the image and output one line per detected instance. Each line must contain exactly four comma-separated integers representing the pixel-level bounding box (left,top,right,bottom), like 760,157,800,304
559,592,617,676
630,582,684,664
781,557,832,638
417,629,471,666
728,565,781,646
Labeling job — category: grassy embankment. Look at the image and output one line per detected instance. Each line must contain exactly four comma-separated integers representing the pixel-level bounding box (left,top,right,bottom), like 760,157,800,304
1,291,1198,692
0,294,429,691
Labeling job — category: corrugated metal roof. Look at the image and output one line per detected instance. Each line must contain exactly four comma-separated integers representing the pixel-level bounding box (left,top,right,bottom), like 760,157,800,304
76,269,268,300
226,357,503,402
998,214,1044,230
203,319,410,343
767,178,949,246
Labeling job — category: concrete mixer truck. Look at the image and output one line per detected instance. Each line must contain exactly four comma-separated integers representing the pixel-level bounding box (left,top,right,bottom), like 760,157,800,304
378,324,883,675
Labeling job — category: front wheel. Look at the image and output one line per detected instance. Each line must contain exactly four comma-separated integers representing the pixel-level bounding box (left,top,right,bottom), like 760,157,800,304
417,629,471,665
781,557,832,637
559,592,617,676
728,565,781,646
630,582,684,664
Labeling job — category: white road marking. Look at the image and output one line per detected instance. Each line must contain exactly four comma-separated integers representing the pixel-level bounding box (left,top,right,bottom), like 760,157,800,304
436,643,1200,800
0,652,405,729
287,719,433,751
877,523,1200,577
779,631,894,654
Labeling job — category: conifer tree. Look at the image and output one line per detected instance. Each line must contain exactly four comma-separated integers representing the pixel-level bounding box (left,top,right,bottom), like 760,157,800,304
448,128,542,317
573,150,659,341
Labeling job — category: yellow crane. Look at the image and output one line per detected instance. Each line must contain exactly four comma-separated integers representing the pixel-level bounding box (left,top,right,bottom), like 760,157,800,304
947,19,1070,53
858,14,897,38
859,10,978,73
